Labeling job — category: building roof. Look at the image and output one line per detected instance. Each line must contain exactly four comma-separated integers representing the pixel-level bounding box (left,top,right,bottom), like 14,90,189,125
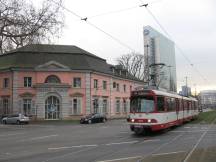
0,44,142,82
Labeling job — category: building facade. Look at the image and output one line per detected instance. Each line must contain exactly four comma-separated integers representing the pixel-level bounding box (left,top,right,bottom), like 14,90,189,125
143,26,177,92
0,44,143,120
179,85,192,97
198,90,216,109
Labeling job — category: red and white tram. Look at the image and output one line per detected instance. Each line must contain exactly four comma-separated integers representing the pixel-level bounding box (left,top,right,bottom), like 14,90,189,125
128,88,199,135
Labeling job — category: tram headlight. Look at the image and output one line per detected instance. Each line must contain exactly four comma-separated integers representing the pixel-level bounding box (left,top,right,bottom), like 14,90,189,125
131,119,135,122
147,119,151,123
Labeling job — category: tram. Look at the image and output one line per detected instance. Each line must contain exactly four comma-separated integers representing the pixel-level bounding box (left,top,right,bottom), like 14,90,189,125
128,87,199,135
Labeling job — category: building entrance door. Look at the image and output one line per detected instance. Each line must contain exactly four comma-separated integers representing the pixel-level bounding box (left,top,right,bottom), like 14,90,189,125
45,96,60,119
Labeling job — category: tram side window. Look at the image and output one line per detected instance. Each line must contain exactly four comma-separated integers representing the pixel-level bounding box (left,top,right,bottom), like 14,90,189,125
192,101,194,110
179,99,183,110
157,96,165,112
183,100,187,111
170,98,176,111
188,101,192,110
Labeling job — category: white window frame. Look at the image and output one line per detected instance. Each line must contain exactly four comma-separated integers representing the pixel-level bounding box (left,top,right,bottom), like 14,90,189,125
116,83,120,92
24,77,32,87
73,77,81,88
71,97,82,115
123,99,127,113
94,79,98,89
102,99,108,114
3,78,9,88
103,81,107,90
3,98,9,114
123,84,126,92
23,99,32,115
116,99,120,113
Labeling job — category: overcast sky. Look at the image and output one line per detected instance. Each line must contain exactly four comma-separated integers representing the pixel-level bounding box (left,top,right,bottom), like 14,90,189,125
48,0,216,92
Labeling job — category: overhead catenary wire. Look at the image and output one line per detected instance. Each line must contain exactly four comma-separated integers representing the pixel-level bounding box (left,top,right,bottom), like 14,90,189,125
51,0,209,86
84,0,165,19
50,0,137,53
87,5,138,19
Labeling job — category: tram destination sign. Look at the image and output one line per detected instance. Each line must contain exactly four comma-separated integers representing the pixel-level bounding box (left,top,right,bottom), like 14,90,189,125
132,91,149,96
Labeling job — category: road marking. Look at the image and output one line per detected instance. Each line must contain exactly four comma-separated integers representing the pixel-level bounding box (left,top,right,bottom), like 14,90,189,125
0,132,25,137
152,150,185,156
140,139,160,144
171,130,216,133
137,133,184,162
105,140,138,146
42,147,94,162
96,156,142,162
119,131,129,134
183,118,216,162
48,144,98,150
183,131,207,162
19,134,58,142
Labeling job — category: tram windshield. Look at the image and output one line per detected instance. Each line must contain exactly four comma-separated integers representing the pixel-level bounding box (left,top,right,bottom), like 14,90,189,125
130,96,155,113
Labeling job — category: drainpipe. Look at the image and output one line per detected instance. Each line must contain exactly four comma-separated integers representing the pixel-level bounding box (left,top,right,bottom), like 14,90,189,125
109,77,112,119
11,68,13,114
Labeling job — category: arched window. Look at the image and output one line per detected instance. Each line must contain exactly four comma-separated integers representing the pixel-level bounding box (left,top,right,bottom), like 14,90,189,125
45,75,61,83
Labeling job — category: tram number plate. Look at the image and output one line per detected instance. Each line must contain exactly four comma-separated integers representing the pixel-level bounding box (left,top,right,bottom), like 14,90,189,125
134,125,142,128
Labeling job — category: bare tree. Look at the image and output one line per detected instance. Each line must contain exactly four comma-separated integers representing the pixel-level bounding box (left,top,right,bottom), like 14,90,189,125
0,0,64,54
117,52,145,80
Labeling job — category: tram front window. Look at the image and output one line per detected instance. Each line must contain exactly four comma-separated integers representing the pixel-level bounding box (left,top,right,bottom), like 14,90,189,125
131,97,155,113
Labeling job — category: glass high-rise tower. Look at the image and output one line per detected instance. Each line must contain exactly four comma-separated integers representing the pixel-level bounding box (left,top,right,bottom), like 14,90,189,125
143,26,177,92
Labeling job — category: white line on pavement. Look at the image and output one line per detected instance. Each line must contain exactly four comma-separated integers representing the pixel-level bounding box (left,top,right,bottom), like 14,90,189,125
183,131,207,162
48,144,98,150
0,132,25,137
171,130,216,133
105,141,138,146
119,131,130,134
152,150,185,156
140,139,161,144
42,147,94,162
96,156,142,162
183,118,216,162
19,134,58,142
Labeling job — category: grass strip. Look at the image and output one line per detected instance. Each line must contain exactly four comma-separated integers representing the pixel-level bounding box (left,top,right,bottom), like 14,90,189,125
191,110,216,124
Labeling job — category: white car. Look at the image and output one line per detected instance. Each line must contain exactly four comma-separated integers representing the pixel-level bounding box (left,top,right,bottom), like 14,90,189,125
2,114,29,124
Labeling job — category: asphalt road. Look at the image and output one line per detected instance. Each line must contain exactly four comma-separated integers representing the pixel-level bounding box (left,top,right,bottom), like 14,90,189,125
0,120,216,162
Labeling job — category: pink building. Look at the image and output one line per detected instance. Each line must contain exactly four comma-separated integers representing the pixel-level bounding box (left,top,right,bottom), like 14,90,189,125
0,44,143,120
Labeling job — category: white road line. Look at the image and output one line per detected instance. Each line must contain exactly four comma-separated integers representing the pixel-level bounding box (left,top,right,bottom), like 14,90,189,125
42,147,94,162
19,134,58,142
152,150,185,156
105,141,138,146
140,139,161,144
48,144,98,150
0,132,25,137
119,131,129,134
183,131,207,162
49,140,138,150
171,130,216,133
183,118,216,162
96,156,142,162
137,133,184,162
